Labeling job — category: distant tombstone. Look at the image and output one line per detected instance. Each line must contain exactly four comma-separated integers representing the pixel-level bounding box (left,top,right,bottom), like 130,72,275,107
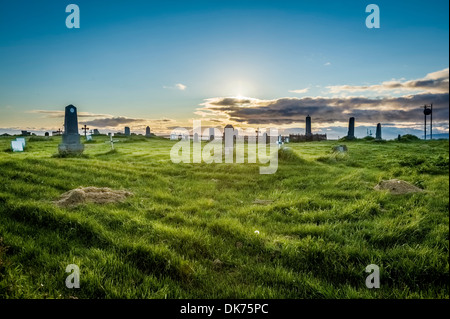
285,137,289,143
209,128,215,141
86,135,92,141
145,126,151,137
124,127,131,136
58,105,84,155
193,132,199,142
397,134,401,141
11,141,24,152
375,123,382,140
347,117,355,140
16,138,26,148
170,134,178,140
93,129,100,135
332,144,348,153
45,132,49,137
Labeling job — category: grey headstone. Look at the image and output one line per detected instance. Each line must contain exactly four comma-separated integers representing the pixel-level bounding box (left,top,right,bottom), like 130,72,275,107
45,132,49,137
375,123,382,140
124,127,131,136
332,144,348,153
305,115,312,136
347,117,355,139
58,105,84,154
145,126,151,136
193,132,199,142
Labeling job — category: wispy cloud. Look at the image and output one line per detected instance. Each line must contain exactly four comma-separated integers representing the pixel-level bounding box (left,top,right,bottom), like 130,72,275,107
164,83,187,91
327,68,449,94
324,62,331,66
289,88,309,94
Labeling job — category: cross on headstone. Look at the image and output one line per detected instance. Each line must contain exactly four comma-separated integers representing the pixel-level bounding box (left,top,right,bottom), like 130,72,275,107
82,124,89,138
105,133,119,150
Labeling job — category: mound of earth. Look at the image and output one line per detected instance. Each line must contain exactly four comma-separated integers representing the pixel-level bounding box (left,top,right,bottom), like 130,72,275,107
374,179,423,195
55,187,133,207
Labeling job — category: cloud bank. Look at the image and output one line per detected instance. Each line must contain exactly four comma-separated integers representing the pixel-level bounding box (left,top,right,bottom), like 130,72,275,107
196,68,449,128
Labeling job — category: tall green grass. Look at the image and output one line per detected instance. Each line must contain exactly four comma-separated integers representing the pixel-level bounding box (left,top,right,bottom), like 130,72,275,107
0,136,448,298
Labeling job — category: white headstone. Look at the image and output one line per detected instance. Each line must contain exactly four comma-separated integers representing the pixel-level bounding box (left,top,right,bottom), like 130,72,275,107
11,141,24,152
16,138,26,147
86,135,92,141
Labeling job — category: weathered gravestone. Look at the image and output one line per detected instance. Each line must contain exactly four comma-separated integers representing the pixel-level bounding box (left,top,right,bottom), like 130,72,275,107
124,127,131,136
16,138,26,148
347,117,355,140
193,132,199,143
58,105,84,155
375,123,382,140
332,144,348,153
145,126,151,137
11,140,24,152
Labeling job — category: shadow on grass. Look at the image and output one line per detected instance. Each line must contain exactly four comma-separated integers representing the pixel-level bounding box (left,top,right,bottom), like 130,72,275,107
51,153,90,159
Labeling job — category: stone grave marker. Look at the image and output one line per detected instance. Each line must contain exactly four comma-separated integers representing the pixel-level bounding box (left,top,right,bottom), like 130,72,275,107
16,137,26,148
58,105,84,155
11,140,24,152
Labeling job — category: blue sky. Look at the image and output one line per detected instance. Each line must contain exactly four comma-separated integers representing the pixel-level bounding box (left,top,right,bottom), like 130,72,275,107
0,0,448,139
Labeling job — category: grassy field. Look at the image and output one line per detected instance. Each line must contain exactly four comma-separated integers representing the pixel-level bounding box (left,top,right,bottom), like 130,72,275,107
0,135,448,299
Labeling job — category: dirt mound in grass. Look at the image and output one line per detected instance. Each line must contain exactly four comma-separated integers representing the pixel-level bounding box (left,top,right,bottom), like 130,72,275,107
374,179,423,195
55,187,133,207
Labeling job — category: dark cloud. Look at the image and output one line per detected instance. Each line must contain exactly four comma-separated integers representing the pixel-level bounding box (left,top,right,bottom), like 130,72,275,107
198,93,449,125
29,110,110,118
80,117,145,127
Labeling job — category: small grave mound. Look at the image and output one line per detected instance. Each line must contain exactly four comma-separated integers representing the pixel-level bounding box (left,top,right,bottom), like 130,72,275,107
374,179,423,195
55,187,133,207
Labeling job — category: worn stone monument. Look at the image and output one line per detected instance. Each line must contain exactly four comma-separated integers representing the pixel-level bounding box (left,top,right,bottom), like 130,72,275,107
305,115,312,136
145,126,151,137
375,123,382,140
58,105,84,155
347,117,355,140
124,127,131,136
11,140,24,152
193,132,199,143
